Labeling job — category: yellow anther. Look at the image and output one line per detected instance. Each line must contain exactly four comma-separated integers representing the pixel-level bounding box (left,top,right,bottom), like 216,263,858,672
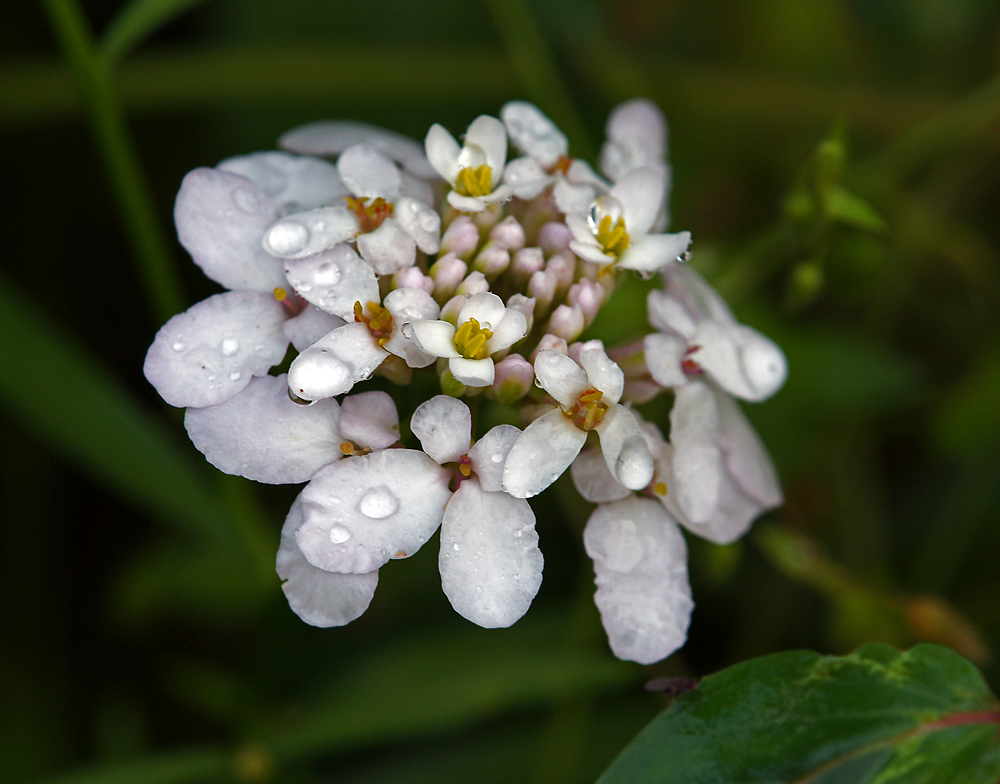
354,300,393,346
453,317,494,360
459,463,473,477
346,195,394,232
654,481,668,496
340,442,355,456
455,165,494,198
273,287,288,301
596,214,630,257
568,387,608,431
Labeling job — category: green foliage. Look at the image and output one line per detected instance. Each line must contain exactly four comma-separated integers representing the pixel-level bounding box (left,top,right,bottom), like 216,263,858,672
599,644,1000,784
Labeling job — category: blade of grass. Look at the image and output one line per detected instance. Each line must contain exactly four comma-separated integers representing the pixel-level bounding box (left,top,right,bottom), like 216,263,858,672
101,0,211,65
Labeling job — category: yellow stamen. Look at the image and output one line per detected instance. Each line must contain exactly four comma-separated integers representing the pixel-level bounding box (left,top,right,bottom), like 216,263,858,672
340,442,355,456
568,387,608,431
654,481,668,496
346,195,394,233
353,300,393,346
273,287,288,301
459,463,473,477
453,317,494,360
455,165,494,198
596,214,630,257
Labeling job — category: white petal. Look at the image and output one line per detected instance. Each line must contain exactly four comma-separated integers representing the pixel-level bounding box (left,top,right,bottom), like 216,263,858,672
666,263,735,324
503,157,553,200
282,305,345,352
336,144,402,201
410,319,459,358
579,346,624,403
218,151,345,211
647,289,697,338
464,115,508,179
279,120,437,179
276,497,378,627
449,356,495,387
595,403,654,490
400,172,436,207
553,177,596,216
501,101,567,167
690,320,754,400
340,390,400,451
144,291,287,408
469,424,521,493
447,191,488,213
715,390,783,509
356,218,416,275
287,321,388,401
502,408,586,498
185,374,341,484
411,395,472,464
611,167,666,237
460,293,505,331
394,197,441,254
733,325,787,401
618,231,691,273
670,383,723,525
584,497,692,664
425,123,462,183
600,98,667,182
439,479,543,628
533,350,589,408
484,308,528,354
382,287,439,367
570,447,632,504
284,244,379,320
263,206,359,259
174,167,285,292
296,449,451,573
643,333,688,388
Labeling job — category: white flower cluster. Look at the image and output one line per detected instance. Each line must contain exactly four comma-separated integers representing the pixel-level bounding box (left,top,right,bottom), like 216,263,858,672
144,99,787,664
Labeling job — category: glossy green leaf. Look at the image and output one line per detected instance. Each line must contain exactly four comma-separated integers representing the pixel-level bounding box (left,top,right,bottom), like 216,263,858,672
101,0,210,64
598,643,1000,784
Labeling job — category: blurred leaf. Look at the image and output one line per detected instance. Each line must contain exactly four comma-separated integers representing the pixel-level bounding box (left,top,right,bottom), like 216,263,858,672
933,341,1000,456
0,274,241,550
101,0,210,64
824,186,887,231
31,749,229,784
598,644,1000,784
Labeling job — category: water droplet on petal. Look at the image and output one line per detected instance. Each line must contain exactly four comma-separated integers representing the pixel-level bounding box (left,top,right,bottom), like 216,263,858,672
452,542,461,551
171,341,185,352
267,221,308,256
232,186,262,213
400,322,414,339
329,525,351,544
491,452,503,463
358,485,399,519
315,261,342,286
221,338,239,356
229,371,241,381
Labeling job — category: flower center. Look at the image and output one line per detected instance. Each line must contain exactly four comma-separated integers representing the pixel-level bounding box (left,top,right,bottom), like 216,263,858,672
568,387,608,431
453,317,494,360
273,287,307,316
455,165,493,198
354,300,393,346
549,155,573,175
346,195,394,233
681,345,703,376
595,214,630,257
339,441,371,457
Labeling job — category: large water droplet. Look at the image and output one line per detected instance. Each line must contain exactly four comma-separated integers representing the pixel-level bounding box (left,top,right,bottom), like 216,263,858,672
221,338,239,356
232,186,262,213
266,221,308,256
314,261,341,286
329,525,351,544
358,485,399,519
171,341,185,352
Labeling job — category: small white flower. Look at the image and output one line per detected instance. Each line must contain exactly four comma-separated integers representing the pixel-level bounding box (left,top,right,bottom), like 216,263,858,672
409,292,527,387
425,115,514,212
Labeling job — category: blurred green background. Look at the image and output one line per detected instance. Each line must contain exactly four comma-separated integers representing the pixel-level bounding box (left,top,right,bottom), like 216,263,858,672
3,0,1000,781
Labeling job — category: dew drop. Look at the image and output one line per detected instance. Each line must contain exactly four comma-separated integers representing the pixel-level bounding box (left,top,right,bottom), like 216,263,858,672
230,371,242,381
400,322,414,339
452,542,461,551
419,213,437,231
221,338,240,356
491,452,503,463
232,186,262,213
514,529,522,538
358,485,399,519
329,525,351,544
266,221,308,256
314,261,342,286
171,341,185,352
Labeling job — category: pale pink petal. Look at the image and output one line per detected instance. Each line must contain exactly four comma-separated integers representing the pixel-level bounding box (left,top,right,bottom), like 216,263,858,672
484,308,527,354
715,390,783,509
502,408,587,498
617,231,690,273
411,395,472,464
647,290,697,338
533,350,589,408
410,319,459,358
501,101,567,167
570,447,632,504
425,123,462,183
282,306,345,352
287,322,388,401
284,244,379,320
218,151,345,211
503,157,553,200
263,206,359,259
394,196,441,254
643,333,688,389
449,356,495,387
463,115,508,181
459,292,507,331
336,144,402,201
579,346,624,403
669,383,723,525
340,390,400,451
469,424,521,492
611,167,666,237
356,218,416,275
595,403,654,490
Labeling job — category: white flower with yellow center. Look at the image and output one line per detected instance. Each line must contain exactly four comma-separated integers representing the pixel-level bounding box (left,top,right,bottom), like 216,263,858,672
425,115,513,212
409,292,527,387
566,166,691,274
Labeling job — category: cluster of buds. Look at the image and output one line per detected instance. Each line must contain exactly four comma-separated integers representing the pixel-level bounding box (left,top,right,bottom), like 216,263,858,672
144,100,787,664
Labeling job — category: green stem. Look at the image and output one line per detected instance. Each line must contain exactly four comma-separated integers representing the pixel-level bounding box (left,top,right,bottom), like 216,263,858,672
482,0,595,161
41,0,184,325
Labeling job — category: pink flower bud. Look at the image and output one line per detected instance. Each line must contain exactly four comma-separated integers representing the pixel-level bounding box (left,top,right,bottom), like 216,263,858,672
567,278,603,326
472,243,511,277
511,247,545,284
545,303,586,342
489,215,526,251
429,252,468,302
531,333,568,362
537,220,573,254
528,268,557,313
456,270,490,296
546,250,576,300
491,354,535,404
392,266,434,294
440,216,480,260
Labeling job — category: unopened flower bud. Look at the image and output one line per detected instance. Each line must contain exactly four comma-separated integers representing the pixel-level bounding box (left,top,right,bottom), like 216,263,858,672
440,294,467,325
489,215,526,251
537,220,573,254
440,216,480,260
440,367,467,398
567,279,604,326
472,243,511,277
456,270,490,296
376,354,413,385
546,251,576,301
511,247,545,285
528,269,557,313
491,354,535,404
531,333,568,362
473,201,503,232
505,293,536,336
545,303,586,342
392,265,434,294
429,252,468,302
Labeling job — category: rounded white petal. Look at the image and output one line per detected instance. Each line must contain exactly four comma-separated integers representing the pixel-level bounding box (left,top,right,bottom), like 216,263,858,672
611,167,666,237
484,308,528,354
584,497,692,664
570,447,632,504
185,374,341,484
287,321,388,401
469,424,522,493
400,172,436,207
595,403,654,490
464,115,508,180
356,218,417,275
276,498,378,627
282,305,345,352
553,177,596,216
439,479,543,628
447,191,489,213
425,123,462,183
503,156,553,200
533,350,589,408
174,167,285,292
449,356,495,387
279,120,437,179
501,101,567,167
579,346,624,403
411,395,472,464
340,390,400,451
394,197,441,254
734,325,787,401
502,408,587,498
670,383,723,525
600,99,667,182
643,333,688,389
144,291,288,408
617,231,691,273
263,206,359,259
218,151,345,211
381,287,439,367
336,144,402,201
410,319,459,358
647,290,697,338
296,449,452,573
715,390,783,509
284,244,379,320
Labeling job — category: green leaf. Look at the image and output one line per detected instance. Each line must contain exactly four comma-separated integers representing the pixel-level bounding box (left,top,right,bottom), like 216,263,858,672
933,341,1000,457
824,185,887,232
101,0,210,65
598,644,1000,784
